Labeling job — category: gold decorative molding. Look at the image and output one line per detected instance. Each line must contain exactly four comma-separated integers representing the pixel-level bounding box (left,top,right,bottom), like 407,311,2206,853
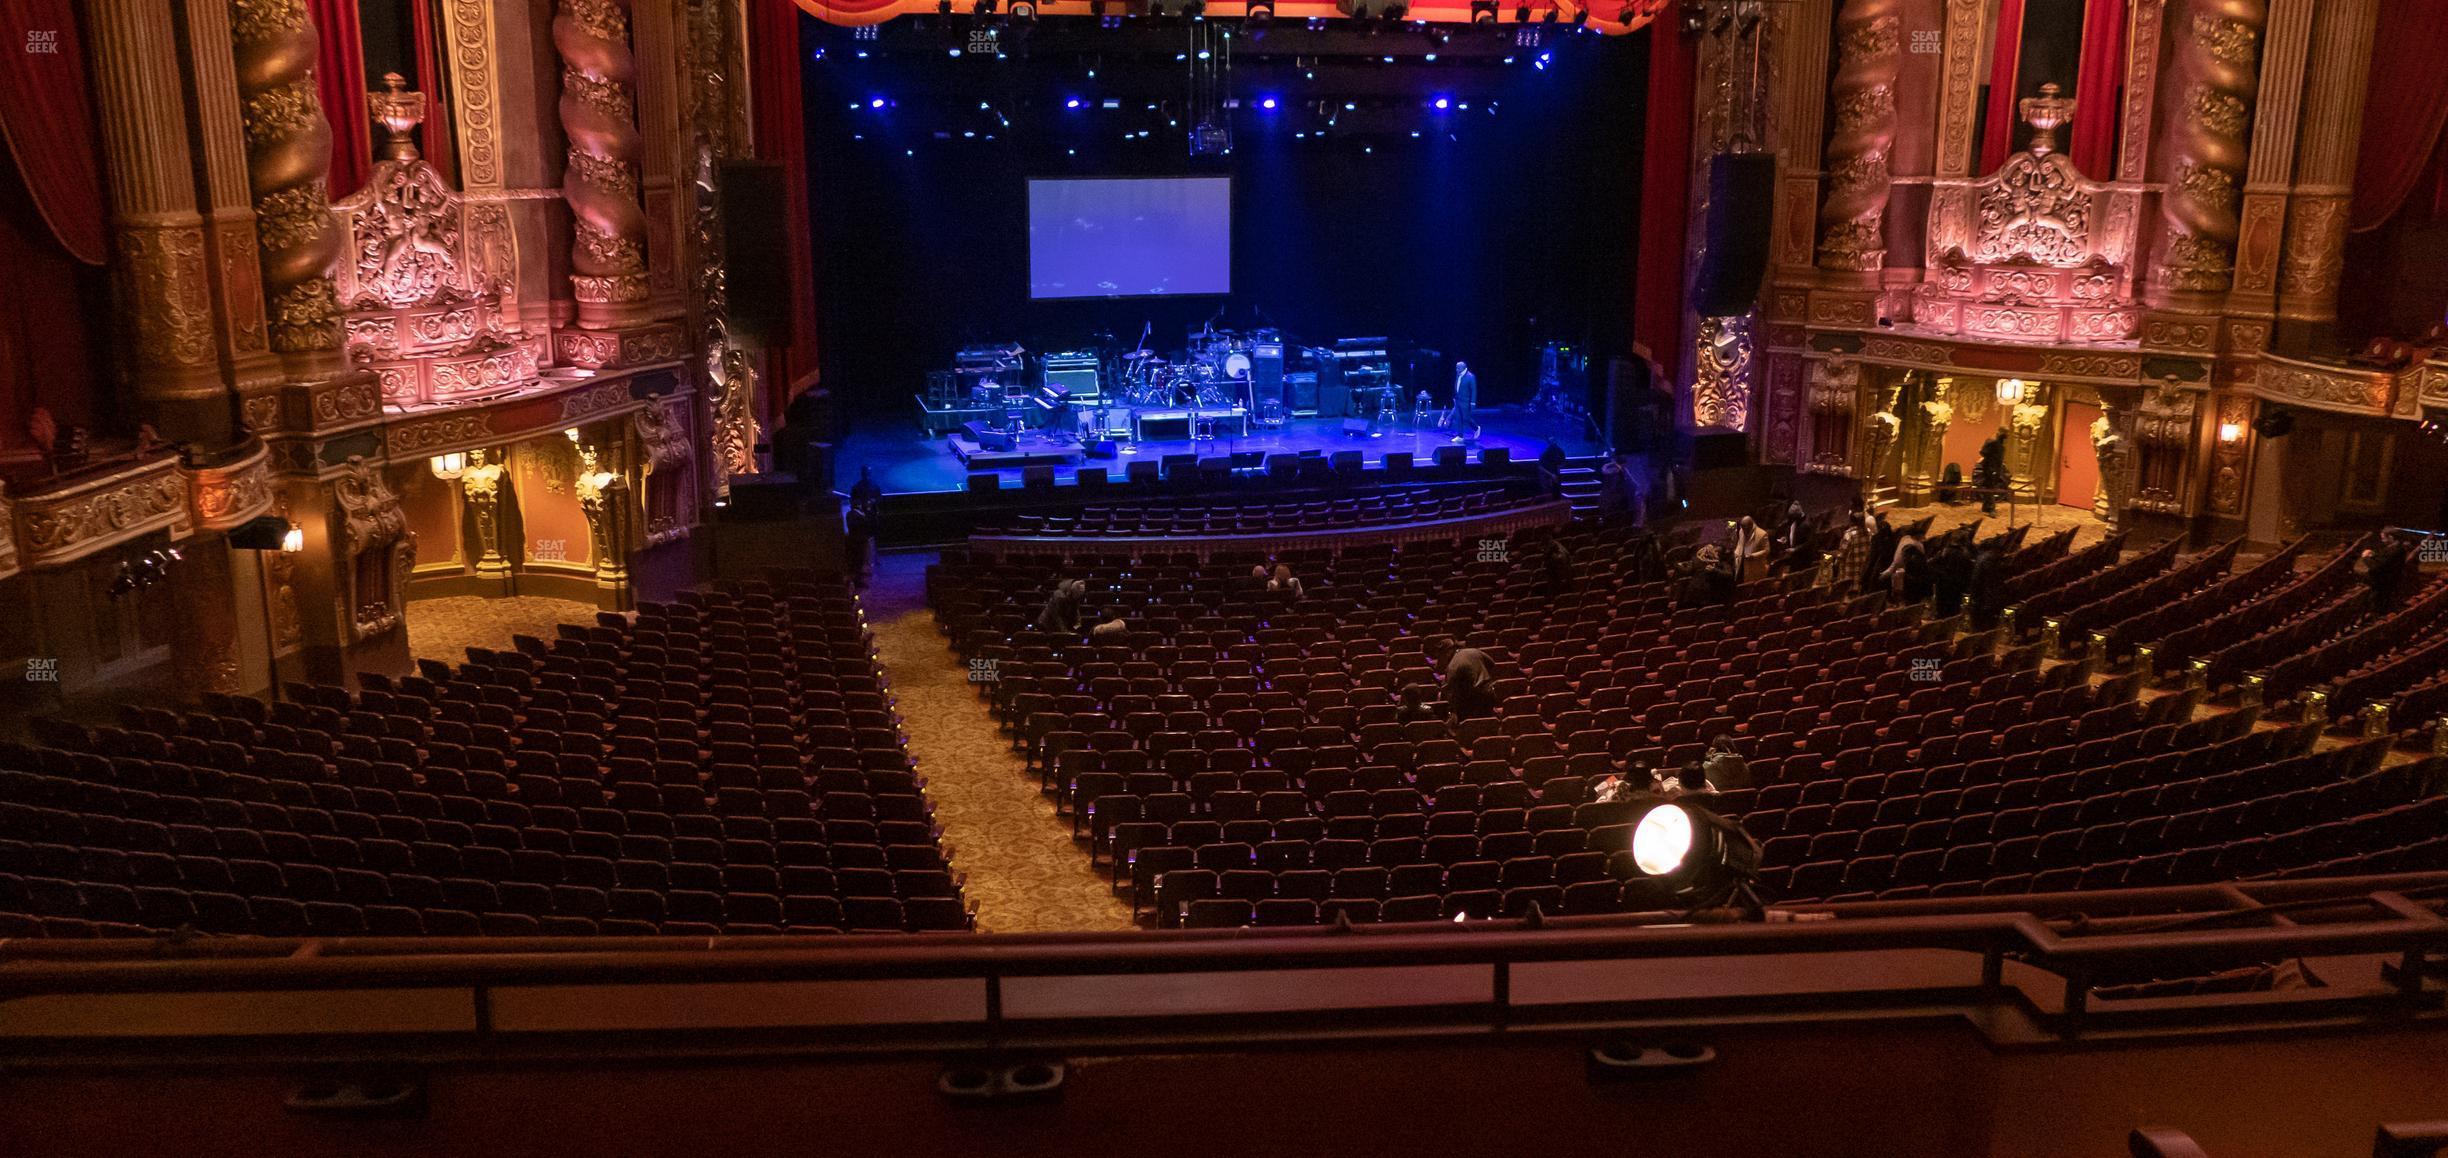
0,484,16,581
113,223,222,396
330,457,414,641
11,457,193,571
2208,393,2253,516
1933,0,1984,178
187,443,276,531
2252,353,2397,416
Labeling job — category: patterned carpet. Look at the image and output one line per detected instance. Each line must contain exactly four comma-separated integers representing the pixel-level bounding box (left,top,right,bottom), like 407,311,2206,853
405,595,604,666
864,553,1137,934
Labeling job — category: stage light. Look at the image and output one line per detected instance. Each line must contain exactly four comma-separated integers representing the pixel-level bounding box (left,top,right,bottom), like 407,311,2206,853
948,46,963,56
870,97,887,108
1624,799,1764,915
1260,96,1278,109
1010,0,1036,15
1515,3,1530,20
1472,0,1497,21
1542,4,1557,20
1197,48,1211,59
1570,6,1587,24
1432,96,1449,109
938,0,953,12
1343,101,1356,110
1066,96,1082,108
1247,1,1274,19
963,130,976,138
1424,52,1437,60
1380,54,1394,62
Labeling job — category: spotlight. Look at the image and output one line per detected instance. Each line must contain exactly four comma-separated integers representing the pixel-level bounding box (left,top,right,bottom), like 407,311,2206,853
1432,96,1449,109
1247,0,1274,18
1571,6,1587,24
1197,48,1211,58
870,96,887,108
1260,96,1278,109
1515,3,1529,20
1625,799,1764,916
1542,4,1557,21
1009,0,1036,15
1066,96,1083,108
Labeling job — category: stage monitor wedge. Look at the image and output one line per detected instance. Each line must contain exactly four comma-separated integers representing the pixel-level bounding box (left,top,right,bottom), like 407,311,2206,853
1028,177,1231,300
1692,152,1776,318
719,160,793,348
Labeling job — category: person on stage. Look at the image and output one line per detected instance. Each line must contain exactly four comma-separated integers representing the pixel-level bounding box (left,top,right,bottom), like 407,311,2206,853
1449,361,1479,445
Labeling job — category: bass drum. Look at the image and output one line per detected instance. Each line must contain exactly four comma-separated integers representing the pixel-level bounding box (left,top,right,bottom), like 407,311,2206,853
1221,350,1253,381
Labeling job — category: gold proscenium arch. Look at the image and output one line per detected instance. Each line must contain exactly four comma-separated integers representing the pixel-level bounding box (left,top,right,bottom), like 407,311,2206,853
792,0,1664,33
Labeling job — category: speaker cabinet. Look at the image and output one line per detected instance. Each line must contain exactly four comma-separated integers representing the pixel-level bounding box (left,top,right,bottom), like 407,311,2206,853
1693,153,1776,318
719,160,793,347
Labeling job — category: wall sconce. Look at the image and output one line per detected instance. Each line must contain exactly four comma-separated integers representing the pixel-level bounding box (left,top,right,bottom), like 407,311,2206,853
281,526,305,553
2217,422,2244,444
564,428,581,442
429,451,467,480
1996,378,2029,406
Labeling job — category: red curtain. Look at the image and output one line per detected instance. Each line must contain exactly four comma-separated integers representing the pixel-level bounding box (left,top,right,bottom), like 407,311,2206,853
313,0,371,197
1633,15,1694,366
409,0,455,183
0,0,105,265
2350,0,2448,233
2068,0,2123,176
1976,0,2027,174
751,0,823,413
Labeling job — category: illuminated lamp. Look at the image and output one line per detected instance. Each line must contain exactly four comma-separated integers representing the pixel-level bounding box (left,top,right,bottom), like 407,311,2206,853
2218,421,2244,444
429,451,467,480
1995,377,2028,406
1625,798,1763,915
228,514,295,552
282,526,305,553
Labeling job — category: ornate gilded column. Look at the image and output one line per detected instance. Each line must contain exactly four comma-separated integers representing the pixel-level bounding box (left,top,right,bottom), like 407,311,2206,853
2224,0,2311,333
2091,401,2139,525
1905,385,1952,505
573,442,629,593
687,0,758,495
85,1,224,420
1815,0,1902,278
460,449,512,579
2274,0,2379,345
229,0,349,378
2005,397,2051,503
2144,0,2267,310
557,0,654,332
177,0,284,421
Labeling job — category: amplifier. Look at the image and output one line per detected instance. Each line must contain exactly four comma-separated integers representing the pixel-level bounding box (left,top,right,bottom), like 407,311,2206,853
1285,371,1319,416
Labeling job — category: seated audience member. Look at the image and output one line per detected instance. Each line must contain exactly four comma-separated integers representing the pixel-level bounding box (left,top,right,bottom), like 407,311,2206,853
1398,682,1441,723
1931,538,1973,617
1267,563,1305,603
1089,611,1130,642
1037,578,1088,634
1593,773,1630,804
1441,645,1500,721
1538,537,1574,596
2358,533,2414,606
1882,528,1929,602
1701,734,1751,791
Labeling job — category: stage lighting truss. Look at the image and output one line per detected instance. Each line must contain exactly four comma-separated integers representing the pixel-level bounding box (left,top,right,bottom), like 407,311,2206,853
1625,798,1765,915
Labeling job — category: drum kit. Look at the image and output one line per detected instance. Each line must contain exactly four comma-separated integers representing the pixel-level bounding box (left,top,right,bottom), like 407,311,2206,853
1115,342,1251,410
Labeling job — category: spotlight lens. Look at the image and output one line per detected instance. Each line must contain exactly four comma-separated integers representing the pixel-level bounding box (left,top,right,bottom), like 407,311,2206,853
1067,97,1082,108
870,97,886,109
1434,97,1449,109
1261,97,1277,109
1631,804,1694,877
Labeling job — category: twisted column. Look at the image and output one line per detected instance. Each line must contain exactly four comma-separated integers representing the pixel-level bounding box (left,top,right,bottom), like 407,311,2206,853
229,0,348,374
556,0,653,329
2146,0,2267,306
1815,0,1902,274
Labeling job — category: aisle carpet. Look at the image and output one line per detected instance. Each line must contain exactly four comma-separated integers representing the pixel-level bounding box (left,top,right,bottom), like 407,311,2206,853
863,553,1136,934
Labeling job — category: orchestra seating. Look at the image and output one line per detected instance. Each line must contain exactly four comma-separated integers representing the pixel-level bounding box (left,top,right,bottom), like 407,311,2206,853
980,484,1549,539
0,572,969,938
931,517,2448,929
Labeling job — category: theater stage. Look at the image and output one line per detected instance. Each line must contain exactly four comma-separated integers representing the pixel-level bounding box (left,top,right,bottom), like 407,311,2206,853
836,405,1606,496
